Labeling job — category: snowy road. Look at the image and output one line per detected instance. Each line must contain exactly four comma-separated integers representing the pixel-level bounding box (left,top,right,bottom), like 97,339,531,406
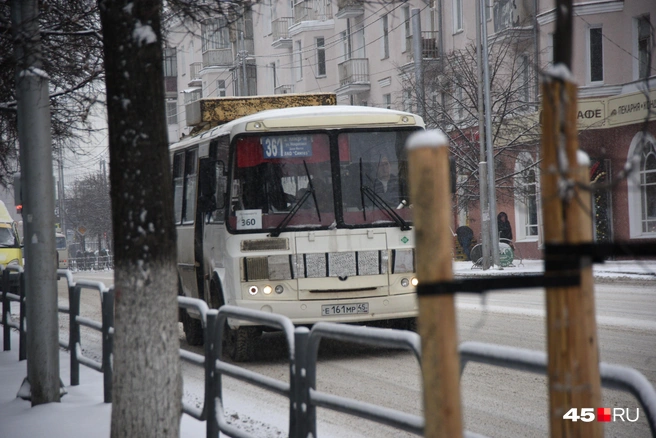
60,272,655,438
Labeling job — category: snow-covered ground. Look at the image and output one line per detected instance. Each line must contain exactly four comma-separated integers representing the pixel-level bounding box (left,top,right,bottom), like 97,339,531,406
1,259,654,438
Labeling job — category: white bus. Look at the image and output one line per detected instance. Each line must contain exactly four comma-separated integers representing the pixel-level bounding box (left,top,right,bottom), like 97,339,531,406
56,232,69,269
172,105,424,360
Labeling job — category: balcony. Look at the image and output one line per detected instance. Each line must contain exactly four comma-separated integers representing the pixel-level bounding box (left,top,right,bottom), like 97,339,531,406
336,0,363,19
272,17,293,49
202,48,233,68
335,58,370,96
405,31,440,60
275,84,295,94
188,62,202,86
293,0,333,24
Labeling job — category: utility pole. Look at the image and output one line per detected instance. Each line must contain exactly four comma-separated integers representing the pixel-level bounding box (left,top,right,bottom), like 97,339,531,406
240,31,248,96
541,1,603,436
476,0,491,269
58,145,66,235
11,0,60,405
480,0,501,267
411,9,425,120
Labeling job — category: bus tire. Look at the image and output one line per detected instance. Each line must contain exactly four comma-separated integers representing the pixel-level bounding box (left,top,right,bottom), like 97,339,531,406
182,311,204,346
225,326,258,362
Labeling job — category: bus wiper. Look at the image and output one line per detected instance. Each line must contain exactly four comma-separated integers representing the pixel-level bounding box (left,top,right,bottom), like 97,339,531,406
360,185,411,231
269,161,321,238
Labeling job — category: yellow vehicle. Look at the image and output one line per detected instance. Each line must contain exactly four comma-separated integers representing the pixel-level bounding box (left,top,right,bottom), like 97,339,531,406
0,201,23,268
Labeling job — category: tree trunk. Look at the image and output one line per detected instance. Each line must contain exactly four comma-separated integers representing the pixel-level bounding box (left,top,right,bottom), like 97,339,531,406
98,1,181,436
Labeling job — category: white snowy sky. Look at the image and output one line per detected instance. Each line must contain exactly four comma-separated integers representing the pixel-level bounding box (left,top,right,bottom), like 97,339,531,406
1,260,655,437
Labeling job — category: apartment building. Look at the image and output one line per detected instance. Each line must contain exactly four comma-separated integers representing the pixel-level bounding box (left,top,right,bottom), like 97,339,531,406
164,0,655,258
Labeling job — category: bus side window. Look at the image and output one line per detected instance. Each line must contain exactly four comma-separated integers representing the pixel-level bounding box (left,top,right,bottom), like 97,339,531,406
199,158,217,215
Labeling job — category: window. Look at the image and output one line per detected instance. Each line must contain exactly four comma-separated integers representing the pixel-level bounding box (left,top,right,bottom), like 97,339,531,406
383,93,391,109
217,80,226,97
173,153,184,223
589,26,603,83
547,33,554,66
316,37,326,76
403,6,411,51
353,25,365,58
403,89,413,113
294,40,303,81
166,100,177,125
514,153,539,240
381,15,389,59
518,54,530,105
183,149,198,223
163,48,177,77
637,15,651,79
453,0,463,33
627,132,656,237
202,18,230,52
493,0,514,32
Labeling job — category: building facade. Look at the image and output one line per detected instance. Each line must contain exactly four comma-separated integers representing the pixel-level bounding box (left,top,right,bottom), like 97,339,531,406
164,0,655,258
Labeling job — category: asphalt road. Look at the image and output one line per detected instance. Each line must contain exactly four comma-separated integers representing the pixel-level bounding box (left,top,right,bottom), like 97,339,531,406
59,272,655,437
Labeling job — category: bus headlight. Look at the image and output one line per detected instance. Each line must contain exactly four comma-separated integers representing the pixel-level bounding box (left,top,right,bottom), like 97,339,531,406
248,285,259,295
275,285,284,294
263,285,273,295
411,277,419,287
7,259,20,266
401,278,409,288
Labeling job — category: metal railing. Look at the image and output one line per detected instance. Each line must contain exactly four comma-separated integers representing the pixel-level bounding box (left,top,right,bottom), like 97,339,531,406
202,47,233,67
189,62,202,81
293,0,333,24
338,58,369,87
272,17,293,41
69,255,113,271
2,269,655,437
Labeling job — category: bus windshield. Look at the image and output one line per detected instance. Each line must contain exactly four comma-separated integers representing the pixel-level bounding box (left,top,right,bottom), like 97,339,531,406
228,128,417,233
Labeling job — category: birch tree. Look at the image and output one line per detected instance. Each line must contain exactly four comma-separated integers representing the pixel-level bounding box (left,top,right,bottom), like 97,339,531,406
97,1,181,435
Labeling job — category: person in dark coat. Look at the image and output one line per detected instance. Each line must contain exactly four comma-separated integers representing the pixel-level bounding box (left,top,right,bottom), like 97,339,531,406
497,211,513,240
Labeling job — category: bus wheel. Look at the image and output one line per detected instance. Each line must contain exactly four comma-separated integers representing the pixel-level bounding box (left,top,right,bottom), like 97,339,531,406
225,326,259,362
182,311,204,346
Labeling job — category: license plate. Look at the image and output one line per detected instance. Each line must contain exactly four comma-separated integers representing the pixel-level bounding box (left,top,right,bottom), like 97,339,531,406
321,303,369,316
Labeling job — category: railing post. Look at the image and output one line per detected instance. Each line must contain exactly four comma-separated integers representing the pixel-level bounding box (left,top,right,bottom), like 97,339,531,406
2,269,9,351
205,311,219,438
69,284,81,386
291,327,310,438
18,272,26,361
541,74,602,437
101,287,114,403
407,130,464,438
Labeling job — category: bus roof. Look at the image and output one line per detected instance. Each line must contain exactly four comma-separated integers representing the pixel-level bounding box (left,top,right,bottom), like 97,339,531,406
169,106,425,153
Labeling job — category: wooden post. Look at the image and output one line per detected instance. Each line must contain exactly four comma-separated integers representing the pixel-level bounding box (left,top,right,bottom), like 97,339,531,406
407,130,463,438
541,78,603,437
